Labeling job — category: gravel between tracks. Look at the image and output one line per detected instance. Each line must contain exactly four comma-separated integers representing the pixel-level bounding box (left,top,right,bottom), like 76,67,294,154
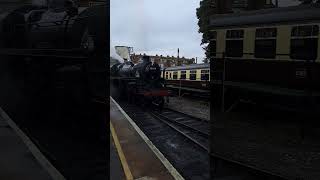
167,96,210,121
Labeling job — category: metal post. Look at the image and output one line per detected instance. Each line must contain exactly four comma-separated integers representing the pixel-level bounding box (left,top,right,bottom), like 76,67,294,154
221,52,226,112
179,79,182,98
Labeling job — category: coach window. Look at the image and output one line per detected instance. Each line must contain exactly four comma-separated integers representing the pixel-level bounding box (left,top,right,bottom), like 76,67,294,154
209,31,217,57
226,29,244,57
173,71,178,80
165,72,169,79
255,28,277,58
190,70,197,80
291,25,319,60
201,70,209,81
180,71,186,80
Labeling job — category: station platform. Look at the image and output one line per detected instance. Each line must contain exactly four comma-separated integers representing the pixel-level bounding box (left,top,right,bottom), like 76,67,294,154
0,108,65,180
110,97,183,180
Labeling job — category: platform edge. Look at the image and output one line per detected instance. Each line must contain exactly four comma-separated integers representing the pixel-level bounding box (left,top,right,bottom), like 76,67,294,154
110,97,185,180
0,107,66,180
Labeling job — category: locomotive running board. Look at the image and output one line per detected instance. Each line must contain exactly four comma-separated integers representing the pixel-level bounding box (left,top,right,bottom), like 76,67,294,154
0,48,88,59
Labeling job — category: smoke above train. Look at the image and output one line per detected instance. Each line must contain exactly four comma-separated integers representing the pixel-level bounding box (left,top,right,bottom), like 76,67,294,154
110,46,125,67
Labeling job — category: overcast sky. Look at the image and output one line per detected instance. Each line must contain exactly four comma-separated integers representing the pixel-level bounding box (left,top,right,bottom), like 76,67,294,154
111,0,299,62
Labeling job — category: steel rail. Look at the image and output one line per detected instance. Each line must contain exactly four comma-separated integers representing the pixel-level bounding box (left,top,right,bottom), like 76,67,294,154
164,107,209,122
152,111,209,138
149,111,209,152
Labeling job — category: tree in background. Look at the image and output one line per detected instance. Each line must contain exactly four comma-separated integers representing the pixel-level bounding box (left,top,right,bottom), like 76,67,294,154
197,0,236,63
196,0,216,63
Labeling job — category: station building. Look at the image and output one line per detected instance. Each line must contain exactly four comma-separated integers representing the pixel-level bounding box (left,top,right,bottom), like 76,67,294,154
130,54,196,68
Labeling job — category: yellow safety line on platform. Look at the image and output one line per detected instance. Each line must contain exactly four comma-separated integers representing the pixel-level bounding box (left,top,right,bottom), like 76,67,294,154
110,121,134,180
110,97,184,180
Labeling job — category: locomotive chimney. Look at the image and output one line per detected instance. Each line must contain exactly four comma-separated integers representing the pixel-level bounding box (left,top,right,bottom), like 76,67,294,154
142,55,150,63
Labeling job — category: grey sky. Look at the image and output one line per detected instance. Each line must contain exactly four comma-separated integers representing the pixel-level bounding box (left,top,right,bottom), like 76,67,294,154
111,0,299,61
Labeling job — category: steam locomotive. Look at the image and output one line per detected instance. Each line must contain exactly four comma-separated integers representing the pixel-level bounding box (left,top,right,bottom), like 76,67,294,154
0,1,108,139
110,55,169,109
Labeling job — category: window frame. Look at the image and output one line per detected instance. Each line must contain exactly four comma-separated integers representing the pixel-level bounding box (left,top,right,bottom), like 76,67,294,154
200,69,210,81
173,71,178,80
189,70,197,80
290,25,319,60
254,27,277,59
225,29,244,58
180,70,186,80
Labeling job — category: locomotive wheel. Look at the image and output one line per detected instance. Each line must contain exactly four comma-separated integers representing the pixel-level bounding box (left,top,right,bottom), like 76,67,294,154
80,27,95,54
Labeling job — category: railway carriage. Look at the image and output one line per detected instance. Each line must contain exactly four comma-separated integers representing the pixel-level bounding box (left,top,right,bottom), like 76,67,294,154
210,4,320,113
163,63,210,96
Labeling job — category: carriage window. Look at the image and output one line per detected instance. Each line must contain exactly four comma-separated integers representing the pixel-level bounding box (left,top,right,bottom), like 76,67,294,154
190,70,197,80
291,25,318,60
255,28,277,58
165,72,169,79
201,69,210,81
173,71,178,80
180,71,186,80
226,30,244,57
209,31,217,57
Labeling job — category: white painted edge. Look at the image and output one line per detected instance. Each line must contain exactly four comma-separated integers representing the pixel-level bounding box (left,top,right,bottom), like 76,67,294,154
110,97,185,180
0,107,66,180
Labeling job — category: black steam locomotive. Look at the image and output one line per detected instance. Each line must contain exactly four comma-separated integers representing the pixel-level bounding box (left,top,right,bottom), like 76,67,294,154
110,55,169,109
0,1,108,139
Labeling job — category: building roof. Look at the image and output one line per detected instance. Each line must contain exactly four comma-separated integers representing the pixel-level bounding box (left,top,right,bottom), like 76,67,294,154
165,63,209,71
209,4,320,28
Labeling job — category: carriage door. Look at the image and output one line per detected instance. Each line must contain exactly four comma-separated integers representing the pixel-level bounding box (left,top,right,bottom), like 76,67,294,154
291,25,319,88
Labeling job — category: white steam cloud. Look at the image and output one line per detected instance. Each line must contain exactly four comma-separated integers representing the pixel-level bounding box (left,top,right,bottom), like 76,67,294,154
110,46,124,66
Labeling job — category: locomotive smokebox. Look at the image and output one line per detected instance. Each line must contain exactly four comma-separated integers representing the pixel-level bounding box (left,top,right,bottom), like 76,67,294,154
118,62,134,77
142,55,150,63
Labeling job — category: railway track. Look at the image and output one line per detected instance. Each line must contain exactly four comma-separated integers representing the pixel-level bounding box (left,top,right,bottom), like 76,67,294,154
118,99,291,180
150,108,209,152
119,101,210,180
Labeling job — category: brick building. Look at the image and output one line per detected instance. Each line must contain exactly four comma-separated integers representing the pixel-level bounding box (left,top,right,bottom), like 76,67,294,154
130,54,196,68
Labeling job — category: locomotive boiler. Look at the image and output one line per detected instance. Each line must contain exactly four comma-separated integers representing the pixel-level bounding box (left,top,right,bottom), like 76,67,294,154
110,55,169,109
0,0,107,55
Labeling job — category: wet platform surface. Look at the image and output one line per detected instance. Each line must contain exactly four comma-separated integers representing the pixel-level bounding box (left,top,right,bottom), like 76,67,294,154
110,97,179,180
110,133,125,180
0,109,61,180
